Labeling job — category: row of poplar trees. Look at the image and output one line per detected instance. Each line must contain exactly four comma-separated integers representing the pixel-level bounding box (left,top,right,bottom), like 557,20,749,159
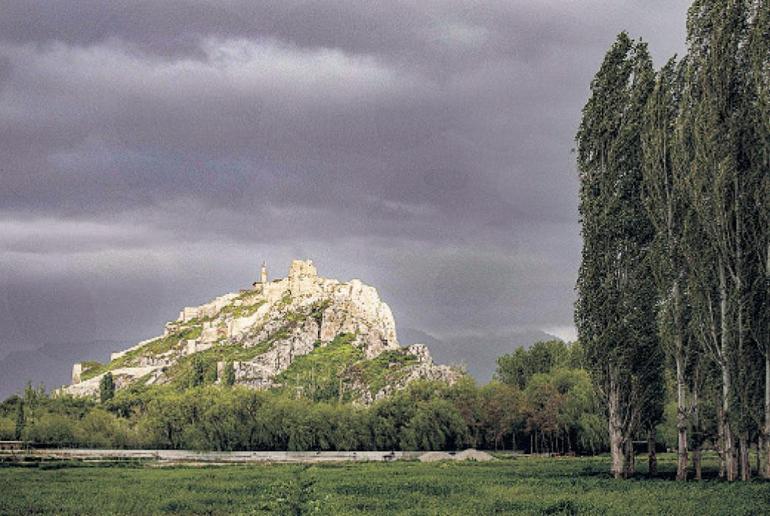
576,0,769,480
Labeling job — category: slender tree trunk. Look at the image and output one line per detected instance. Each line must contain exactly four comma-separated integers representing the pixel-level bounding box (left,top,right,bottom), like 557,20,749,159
692,381,702,480
608,379,626,479
675,348,688,480
739,433,751,481
718,406,726,479
756,441,761,476
694,449,702,480
720,264,738,481
624,438,636,478
764,350,770,478
735,203,748,484
763,243,770,479
648,428,658,477
722,376,737,481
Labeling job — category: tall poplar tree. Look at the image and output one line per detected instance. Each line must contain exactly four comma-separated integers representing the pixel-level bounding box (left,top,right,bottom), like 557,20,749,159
682,0,760,481
14,400,25,441
576,33,661,478
746,0,770,478
100,372,115,403
576,0,768,482
642,57,693,480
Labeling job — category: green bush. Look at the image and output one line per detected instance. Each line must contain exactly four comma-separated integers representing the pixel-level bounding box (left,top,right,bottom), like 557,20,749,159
0,416,15,440
24,414,77,446
75,409,134,448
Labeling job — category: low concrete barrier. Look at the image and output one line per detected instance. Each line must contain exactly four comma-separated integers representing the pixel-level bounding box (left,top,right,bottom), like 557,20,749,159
0,449,424,464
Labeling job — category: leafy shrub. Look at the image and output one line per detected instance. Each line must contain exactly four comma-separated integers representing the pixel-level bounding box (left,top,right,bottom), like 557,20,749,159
24,414,77,446
0,416,15,440
75,409,135,448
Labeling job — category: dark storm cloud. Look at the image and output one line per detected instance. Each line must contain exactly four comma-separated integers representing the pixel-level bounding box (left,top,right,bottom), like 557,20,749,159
0,1,690,394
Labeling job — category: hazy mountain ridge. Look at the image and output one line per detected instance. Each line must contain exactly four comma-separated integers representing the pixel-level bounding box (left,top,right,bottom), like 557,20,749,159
399,328,561,382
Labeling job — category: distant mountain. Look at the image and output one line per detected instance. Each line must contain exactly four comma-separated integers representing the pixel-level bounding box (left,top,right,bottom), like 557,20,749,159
399,328,559,383
0,339,132,399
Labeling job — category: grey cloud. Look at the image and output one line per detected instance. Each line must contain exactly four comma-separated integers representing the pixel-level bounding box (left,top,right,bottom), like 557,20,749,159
0,0,690,396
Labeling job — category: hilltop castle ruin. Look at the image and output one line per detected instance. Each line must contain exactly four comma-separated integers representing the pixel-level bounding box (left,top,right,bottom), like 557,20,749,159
64,259,459,401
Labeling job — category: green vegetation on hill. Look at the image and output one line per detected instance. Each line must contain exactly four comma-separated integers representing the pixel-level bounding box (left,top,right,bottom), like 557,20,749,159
73,281,434,417
80,325,202,381
161,304,322,389
79,293,272,383
277,333,363,401
78,295,432,401
351,348,417,396
77,361,103,380
164,338,276,388
218,299,266,319
275,334,422,402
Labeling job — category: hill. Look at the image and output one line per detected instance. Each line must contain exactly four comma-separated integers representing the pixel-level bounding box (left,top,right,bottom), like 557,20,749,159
61,260,461,403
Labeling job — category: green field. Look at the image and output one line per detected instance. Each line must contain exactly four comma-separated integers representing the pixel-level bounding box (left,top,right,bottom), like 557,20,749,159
2,453,769,515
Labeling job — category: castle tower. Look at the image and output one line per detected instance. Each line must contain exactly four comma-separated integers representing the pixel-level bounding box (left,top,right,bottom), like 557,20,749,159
72,363,82,385
288,259,318,296
260,261,268,284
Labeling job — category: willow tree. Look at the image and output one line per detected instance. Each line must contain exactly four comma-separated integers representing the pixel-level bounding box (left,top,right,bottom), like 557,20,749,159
576,33,662,478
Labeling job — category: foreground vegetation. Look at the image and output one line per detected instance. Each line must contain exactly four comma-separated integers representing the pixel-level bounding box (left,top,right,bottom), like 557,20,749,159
1,454,768,515
1,341,613,454
0,339,727,465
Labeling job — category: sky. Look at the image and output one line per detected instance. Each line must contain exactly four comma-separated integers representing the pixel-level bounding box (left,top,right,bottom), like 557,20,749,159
0,1,690,394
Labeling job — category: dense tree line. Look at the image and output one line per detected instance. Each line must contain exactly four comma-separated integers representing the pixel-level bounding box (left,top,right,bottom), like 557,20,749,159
576,0,769,480
0,342,610,454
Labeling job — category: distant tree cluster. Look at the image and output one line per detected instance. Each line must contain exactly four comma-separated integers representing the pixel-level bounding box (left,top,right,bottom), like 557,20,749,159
0,345,606,454
494,341,605,455
576,0,769,480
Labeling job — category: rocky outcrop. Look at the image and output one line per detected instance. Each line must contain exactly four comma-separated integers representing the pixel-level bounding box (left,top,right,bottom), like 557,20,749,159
369,344,463,402
60,260,460,402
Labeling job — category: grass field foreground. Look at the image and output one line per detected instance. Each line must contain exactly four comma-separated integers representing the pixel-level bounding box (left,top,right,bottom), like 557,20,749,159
1,453,770,515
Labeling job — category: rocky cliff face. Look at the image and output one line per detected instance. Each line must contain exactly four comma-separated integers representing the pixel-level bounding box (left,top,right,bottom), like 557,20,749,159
63,260,461,402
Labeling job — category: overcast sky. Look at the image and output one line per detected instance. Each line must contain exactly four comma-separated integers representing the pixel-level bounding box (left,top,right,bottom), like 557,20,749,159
0,1,690,371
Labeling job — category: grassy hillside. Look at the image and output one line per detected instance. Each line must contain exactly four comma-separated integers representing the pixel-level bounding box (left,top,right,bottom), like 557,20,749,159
275,334,419,402
74,292,429,403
